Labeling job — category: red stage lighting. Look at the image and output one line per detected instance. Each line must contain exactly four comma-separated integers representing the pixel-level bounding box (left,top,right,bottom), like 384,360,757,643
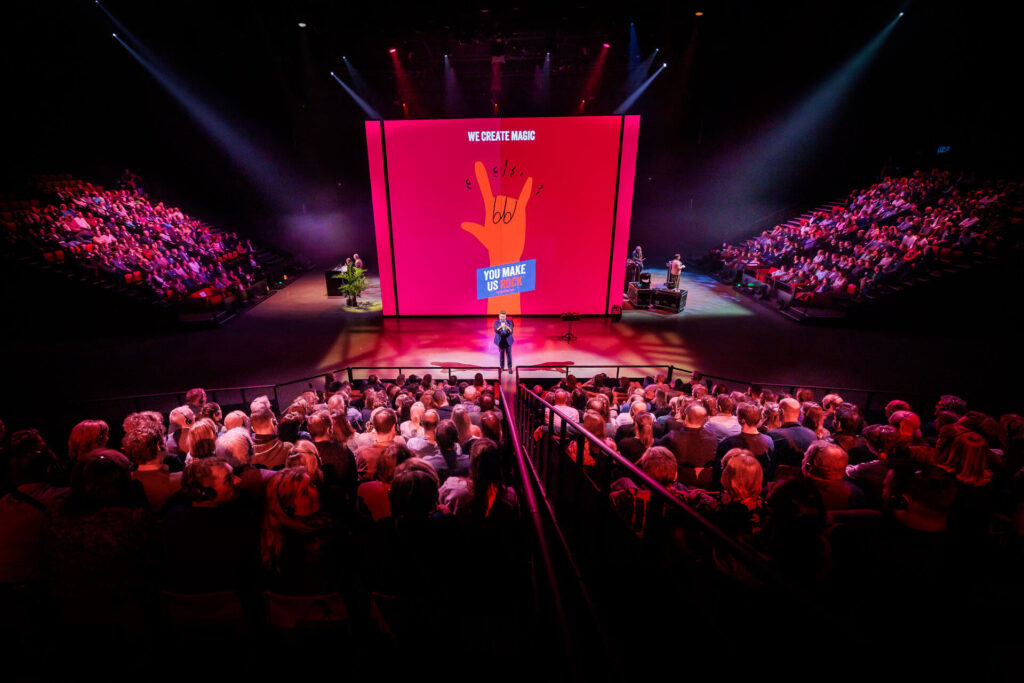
389,48,397,54
602,43,610,48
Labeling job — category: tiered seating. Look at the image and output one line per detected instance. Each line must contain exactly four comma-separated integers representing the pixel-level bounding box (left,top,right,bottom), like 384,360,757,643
707,170,1023,318
2,171,278,315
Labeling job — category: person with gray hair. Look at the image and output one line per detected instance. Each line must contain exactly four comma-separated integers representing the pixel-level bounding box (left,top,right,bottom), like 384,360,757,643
545,389,580,432
215,427,254,468
801,440,864,510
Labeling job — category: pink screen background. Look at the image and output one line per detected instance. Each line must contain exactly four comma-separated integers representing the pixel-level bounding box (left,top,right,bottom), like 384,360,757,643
368,116,638,315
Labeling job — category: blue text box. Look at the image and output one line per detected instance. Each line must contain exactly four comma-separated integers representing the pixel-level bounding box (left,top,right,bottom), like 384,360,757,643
477,259,536,299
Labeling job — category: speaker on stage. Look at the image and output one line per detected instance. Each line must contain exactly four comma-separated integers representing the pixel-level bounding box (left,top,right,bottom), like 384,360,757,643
639,272,652,287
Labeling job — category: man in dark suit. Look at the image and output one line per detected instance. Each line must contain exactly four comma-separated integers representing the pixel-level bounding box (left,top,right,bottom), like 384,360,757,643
494,310,514,373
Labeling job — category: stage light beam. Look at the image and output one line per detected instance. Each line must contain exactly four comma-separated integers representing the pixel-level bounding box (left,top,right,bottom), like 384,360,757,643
109,33,301,211
330,71,382,119
613,62,667,114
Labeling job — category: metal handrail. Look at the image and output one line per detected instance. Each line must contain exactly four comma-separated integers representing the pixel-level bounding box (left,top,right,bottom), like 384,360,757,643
499,384,581,679
518,384,785,587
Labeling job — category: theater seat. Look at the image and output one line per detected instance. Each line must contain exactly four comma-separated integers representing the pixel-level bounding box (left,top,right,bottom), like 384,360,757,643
264,591,349,631
160,589,247,633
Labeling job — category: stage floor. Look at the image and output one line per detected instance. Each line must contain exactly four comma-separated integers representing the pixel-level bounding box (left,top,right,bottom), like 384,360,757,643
2,267,1019,410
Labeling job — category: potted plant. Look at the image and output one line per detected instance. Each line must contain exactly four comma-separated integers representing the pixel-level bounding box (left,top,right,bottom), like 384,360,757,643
334,265,368,306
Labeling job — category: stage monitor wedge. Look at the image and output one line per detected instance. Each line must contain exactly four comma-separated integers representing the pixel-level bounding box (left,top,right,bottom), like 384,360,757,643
366,115,640,316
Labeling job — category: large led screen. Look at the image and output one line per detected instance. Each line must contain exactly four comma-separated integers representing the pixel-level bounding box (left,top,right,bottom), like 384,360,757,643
366,115,639,315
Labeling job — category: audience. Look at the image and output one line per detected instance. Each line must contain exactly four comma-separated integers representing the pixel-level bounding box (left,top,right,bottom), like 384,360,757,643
6,172,266,303
709,170,1019,309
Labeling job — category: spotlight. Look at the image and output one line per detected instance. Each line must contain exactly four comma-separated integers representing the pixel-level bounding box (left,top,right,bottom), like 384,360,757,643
330,71,334,76
695,11,703,16
112,32,117,37
602,42,610,48
297,22,306,28
389,48,397,54
662,62,667,67
898,11,904,16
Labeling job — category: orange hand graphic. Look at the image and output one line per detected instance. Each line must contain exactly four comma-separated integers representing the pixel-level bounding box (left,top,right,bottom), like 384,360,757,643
461,161,533,315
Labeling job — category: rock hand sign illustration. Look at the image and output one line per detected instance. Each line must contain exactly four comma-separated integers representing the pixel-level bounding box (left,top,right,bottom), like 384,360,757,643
462,161,535,315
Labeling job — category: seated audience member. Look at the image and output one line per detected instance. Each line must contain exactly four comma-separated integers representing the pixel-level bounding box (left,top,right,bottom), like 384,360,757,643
933,427,999,536
307,409,357,490
123,422,181,513
659,402,717,488
830,405,872,464
845,424,902,509
820,393,844,433
461,385,481,413
802,403,830,440
684,450,766,542
389,458,449,525
704,394,741,440
617,412,656,465
801,441,864,510
567,410,618,468
451,404,480,451
546,390,580,432
423,419,470,482
478,411,504,448
763,478,830,583
250,404,293,469
200,402,224,434
67,419,109,462
407,409,441,458
165,405,195,465
759,402,783,433
223,410,251,433
885,399,912,422
357,442,400,522
186,417,219,461
433,388,453,421
890,410,926,447
472,391,501,425
0,435,69,583
768,397,818,470
609,446,687,537
438,438,518,522
355,408,402,481
286,440,325,483
214,426,272,499
715,403,775,484
277,411,309,445
161,458,260,595
261,468,340,595
400,402,426,440
42,449,153,622
185,387,207,415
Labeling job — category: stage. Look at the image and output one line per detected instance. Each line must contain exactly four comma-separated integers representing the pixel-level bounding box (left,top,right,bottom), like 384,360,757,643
3,263,1017,415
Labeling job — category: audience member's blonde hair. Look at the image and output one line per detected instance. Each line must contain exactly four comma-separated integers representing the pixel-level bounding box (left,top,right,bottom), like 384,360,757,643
287,440,323,482
721,449,763,504
188,418,219,458
169,405,195,429
223,410,251,432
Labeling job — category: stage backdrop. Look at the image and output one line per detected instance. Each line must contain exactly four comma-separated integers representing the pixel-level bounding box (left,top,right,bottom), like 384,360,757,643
366,115,639,316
